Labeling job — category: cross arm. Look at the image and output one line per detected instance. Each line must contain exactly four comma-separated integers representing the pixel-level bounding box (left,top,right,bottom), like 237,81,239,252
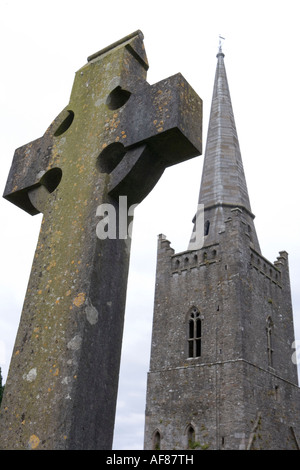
106,74,202,205
106,73,202,162
3,108,70,215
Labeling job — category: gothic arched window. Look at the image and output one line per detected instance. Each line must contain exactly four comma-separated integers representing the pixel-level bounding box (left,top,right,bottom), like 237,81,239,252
266,316,274,368
204,220,210,236
187,424,196,449
187,308,202,358
153,430,161,450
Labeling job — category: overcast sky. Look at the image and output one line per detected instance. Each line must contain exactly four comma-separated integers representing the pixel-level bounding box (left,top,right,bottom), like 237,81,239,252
0,0,299,450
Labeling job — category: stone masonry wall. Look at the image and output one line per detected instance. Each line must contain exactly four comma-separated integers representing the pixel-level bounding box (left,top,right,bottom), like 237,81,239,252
144,208,300,450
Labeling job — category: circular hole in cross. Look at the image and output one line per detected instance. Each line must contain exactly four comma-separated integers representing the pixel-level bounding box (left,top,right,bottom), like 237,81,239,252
28,167,62,214
54,110,74,137
97,142,126,174
40,167,63,193
106,86,131,110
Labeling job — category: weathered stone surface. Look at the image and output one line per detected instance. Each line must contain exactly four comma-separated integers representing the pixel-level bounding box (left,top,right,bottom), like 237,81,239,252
0,31,202,450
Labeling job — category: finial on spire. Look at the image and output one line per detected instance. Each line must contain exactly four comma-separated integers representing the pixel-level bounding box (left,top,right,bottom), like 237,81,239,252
218,35,225,52
217,35,225,58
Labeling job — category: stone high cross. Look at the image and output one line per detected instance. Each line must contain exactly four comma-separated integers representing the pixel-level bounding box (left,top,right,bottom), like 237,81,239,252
0,31,202,450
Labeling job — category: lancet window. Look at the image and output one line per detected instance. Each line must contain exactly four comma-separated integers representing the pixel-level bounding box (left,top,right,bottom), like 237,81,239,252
153,430,161,450
187,308,202,358
266,316,274,368
187,424,196,449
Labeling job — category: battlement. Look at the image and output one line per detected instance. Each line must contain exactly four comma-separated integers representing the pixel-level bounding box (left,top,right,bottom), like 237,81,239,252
158,233,286,290
171,244,219,274
250,247,283,287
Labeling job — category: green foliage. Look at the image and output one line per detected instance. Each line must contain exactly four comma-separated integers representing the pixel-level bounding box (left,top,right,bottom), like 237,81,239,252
188,439,200,449
0,367,5,407
188,439,209,450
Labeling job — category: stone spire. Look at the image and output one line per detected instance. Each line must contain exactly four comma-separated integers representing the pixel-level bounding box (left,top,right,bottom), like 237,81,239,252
190,47,261,252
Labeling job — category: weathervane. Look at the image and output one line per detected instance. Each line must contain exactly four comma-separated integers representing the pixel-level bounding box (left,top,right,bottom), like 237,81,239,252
219,35,225,52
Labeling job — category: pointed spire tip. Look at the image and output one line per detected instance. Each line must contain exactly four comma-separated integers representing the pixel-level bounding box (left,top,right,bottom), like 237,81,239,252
217,35,225,58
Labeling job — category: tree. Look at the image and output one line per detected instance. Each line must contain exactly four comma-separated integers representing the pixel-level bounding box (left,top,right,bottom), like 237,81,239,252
0,367,4,407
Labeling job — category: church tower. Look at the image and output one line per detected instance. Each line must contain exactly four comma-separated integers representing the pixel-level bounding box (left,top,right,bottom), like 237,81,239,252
144,47,300,450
